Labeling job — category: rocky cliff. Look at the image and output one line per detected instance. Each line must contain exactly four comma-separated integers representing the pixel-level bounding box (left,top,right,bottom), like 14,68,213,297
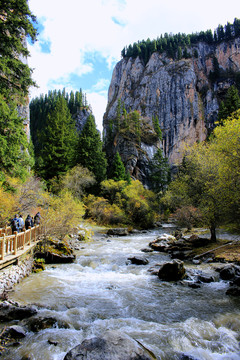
103,37,240,183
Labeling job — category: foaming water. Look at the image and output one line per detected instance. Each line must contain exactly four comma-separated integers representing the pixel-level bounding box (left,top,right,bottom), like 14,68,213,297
7,230,240,359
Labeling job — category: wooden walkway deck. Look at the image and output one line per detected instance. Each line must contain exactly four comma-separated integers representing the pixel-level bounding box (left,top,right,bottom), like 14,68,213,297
0,225,42,269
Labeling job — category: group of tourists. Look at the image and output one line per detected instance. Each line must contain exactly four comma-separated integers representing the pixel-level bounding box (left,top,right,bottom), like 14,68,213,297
10,212,41,234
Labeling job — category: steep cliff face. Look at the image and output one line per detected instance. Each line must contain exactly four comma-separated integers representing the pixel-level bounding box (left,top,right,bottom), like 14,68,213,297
103,37,240,181
73,108,92,133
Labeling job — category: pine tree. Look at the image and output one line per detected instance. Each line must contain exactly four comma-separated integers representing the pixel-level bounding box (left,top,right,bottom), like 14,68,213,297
77,114,107,183
0,95,33,180
150,148,170,193
36,96,78,181
109,152,127,181
0,0,37,100
218,85,240,122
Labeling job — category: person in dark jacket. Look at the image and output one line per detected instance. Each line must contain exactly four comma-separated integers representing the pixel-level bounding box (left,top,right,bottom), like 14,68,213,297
25,215,33,229
34,212,41,225
11,214,19,233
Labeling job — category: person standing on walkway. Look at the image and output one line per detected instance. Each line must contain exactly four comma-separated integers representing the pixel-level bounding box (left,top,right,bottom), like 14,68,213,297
11,214,19,233
18,215,24,232
25,215,33,229
34,212,41,225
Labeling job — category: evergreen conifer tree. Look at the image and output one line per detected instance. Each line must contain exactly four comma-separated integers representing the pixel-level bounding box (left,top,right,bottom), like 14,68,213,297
36,96,78,180
109,152,127,181
0,95,33,180
0,0,37,99
77,114,107,183
218,85,240,122
150,148,170,193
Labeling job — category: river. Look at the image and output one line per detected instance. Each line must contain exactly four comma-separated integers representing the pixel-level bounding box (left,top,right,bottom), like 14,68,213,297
7,228,240,359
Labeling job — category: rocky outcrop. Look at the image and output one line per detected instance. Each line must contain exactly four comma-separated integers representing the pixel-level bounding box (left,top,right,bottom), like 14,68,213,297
35,239,76,264
64,330,157,360
73,107,92,133
103,37,240,183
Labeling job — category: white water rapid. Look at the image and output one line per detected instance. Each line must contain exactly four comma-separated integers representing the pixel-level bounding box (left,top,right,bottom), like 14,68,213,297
7,229,240,360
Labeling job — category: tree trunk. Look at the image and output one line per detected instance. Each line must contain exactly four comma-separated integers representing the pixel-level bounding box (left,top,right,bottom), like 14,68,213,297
210,225,217,242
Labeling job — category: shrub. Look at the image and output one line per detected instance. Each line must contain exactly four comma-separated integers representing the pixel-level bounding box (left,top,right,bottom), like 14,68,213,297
122,180,158,228
174,206,203,230
84,195,125,225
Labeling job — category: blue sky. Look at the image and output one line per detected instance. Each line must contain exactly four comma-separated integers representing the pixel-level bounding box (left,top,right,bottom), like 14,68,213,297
28,0,240,132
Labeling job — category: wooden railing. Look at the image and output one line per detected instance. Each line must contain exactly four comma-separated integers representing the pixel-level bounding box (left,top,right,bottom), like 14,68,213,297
0,225,42,261
0,226,12,236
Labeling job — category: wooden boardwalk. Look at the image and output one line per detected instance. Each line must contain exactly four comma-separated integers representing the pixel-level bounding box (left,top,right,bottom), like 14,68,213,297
0,225,42,269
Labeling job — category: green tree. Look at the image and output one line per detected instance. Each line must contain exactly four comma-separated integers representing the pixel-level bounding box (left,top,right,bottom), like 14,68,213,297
53,165,96,199
177,46,182,60
36,96,78,181
162,110,240,239
152,115,162,140
109,152,127,181
150,148,170,193
218,85,240,122
77,114,107,183
0,0,37,100
0,95,33,180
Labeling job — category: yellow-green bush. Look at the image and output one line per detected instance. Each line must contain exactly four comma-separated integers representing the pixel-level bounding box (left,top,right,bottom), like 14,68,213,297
84,194,125,225
85,180,158,228
122,180,158,228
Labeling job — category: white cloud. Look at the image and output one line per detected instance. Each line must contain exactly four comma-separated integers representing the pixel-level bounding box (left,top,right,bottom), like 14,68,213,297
28,0,240,131
93,79,110,92
87,91,108,133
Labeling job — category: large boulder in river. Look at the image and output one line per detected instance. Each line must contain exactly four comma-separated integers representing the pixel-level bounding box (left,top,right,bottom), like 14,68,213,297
64,330,157,360
149,234,176,252
35,239,75,264
158,259,186,281
107,228,129,236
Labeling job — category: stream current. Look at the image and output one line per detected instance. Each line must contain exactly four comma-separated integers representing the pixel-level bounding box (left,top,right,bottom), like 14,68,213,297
7,228,240,359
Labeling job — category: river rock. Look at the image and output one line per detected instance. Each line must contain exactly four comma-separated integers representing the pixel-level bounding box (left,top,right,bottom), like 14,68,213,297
63,330,157,360
180,355,199,360
149,234,176,252
232,276,240,287
127,256,149,265
226,285,240,296
158,259,186,281
183,234,210,248
197,274,215,283
219,264,236,280
107,228,129,236
0,301,37,322
8,325,26,339
35,239,76,264
24,316,70,332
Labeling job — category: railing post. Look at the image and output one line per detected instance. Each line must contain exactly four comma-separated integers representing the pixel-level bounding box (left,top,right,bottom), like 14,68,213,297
1,235,5,260
23,230,26,250
34,226,37,242
13,231,17,255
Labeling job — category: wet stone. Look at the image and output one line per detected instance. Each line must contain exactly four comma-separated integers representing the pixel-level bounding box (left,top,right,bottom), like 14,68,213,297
63,330,157,360
127,256,149,265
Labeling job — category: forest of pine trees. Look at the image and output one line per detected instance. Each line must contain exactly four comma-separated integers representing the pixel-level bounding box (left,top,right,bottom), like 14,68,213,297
30,89,107,185
121,18,240,64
